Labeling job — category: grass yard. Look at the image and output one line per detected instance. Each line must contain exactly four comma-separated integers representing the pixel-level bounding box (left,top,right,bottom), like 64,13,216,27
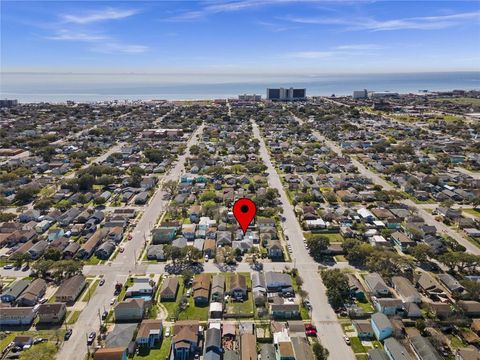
66,310,82,324
177,296,209,321
463,208,480,219
82,279,100,302
117,277,135,302
83,256,102,265
0,333,15,351
135,336,172,360
449,335,466,349
160,276,184,320
349,337,366,354
224,273,254,317
356,300,375,313
356,355,368,360
305,232,344,242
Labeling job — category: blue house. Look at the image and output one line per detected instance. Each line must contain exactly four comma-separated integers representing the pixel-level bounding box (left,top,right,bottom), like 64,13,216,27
371,313,393,341
48,228,65,242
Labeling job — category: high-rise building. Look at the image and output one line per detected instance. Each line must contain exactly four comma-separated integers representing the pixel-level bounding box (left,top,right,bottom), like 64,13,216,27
0,99,18,108
353,89,368,99
266,88,306,101
238,94,261,101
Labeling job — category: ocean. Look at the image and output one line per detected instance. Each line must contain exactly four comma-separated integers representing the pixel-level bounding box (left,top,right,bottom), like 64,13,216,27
1,71,479,103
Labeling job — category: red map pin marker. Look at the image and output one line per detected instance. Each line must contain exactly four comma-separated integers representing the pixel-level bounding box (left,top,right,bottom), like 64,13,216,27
233,198,257,235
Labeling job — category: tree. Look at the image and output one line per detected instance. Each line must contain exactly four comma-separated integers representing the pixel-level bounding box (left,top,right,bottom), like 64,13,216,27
44,248,62,261
32,259,54,279
409,244,432,263
312,341,329,360
14,187,39,204
20,342,56,360
182,246,202,263
34,198,54,211
307,235,330,261
78,174,95,191
0,212,16,222
320,269,349,308
10,252,25,267
164,180,178,198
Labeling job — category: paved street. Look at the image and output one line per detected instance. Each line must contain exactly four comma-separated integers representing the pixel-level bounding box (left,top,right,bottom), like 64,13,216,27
294,115,480,256
56,124,204,360
252,120,355,360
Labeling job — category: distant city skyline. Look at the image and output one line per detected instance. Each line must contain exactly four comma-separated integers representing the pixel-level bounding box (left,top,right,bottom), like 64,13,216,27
1,0,480,82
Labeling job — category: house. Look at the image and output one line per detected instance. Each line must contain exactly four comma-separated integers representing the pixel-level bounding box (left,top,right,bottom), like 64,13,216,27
95,240,116,260
125,278,154,298
0,307,35,326
347,274,366,301
371,313,393,341
203,239,216,258
78,229,108,259
58,207,82,226
1,279,30,303
229,274,247,301
270,304,300,319
437,273,464,294
383,338,411,360
147,245,166,261
277,341,295,360
402,302,422,318
182,224,196,241
48,228,65,242
265,272,292,292
260,344,276,360
251,273,267,306
205,328,222,354
455,347,480,360
37,303,67,324
458,301,480,317
364,273,390,296
390,231,415,251
374,298,403,316
16,278,46,306
160,277,179,301
267,240,283,259
93,348,127,360
240,333,257,360
114,298,145,322
353,320,375,340
172,320,200,360
19,209,41,223
368,349,390,360
136,319,162,348
211,275,225,303
63,242,80,259
291,336,315,360
151,227,176,244
193,274,211,306
55,274,86,303
392,277,421,304
27,239,48,259
409,335,442,360
108,227,124,243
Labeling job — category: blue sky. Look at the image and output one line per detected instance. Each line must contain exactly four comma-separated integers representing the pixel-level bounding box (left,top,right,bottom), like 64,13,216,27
1,0,480,78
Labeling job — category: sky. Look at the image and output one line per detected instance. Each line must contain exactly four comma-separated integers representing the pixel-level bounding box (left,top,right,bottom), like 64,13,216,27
1,0,480,80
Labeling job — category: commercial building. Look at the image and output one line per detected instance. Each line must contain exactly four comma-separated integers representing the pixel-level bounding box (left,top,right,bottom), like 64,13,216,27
238,94,261,101
353,89,368,99
266,88,306,101
0,99,18,108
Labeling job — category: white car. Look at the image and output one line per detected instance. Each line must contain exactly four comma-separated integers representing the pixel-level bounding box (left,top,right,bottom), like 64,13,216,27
110,297,116,305
165,327,171,337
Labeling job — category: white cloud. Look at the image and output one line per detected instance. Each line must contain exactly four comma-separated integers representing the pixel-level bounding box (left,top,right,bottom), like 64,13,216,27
335,44,384,50
62,8,139,24
47,30,108,42
90,42,148,54
288,51,335,59
283,10,480,31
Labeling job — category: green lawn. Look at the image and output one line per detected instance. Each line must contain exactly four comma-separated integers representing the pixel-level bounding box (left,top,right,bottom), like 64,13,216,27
82,279,100,302
0,333,15,351
135,336,172,360
83,256,102,265
117,277,135,302
160,276,184,320
291,274,311,320
178,296,209,321
66,310,82,324
224,273,254,317
355,300,375,313
449,335,466,349
463,208,480,219
356,355,368,360
433,97,480,106
305,232,344,242
349,337,366,354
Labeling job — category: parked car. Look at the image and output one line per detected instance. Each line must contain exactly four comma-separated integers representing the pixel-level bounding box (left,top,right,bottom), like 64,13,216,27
3,264,13,270
99,279,105,286
304,299,312,309
110,297,116,305
101,311,108,320
305,324,317,337
38,298,47,304
165,327,171,337
343,336,350,345
64,329,73,340
87,332,96,345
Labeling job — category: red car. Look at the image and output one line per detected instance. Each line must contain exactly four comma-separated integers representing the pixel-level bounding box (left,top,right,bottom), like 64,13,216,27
305,324,317,336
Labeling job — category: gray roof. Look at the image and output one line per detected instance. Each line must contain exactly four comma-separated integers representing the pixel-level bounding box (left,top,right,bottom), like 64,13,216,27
251,273,266,290
1,279,30,299
371,313,392,330
265,272,292,288
224,351,240,360
383,338,412,360
260,344,276,360
205,328,221,350
204,351,221,360
367,349,389,360
437,273,464,292
364,273,389,292
106,323,138,348
409,336,442,360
